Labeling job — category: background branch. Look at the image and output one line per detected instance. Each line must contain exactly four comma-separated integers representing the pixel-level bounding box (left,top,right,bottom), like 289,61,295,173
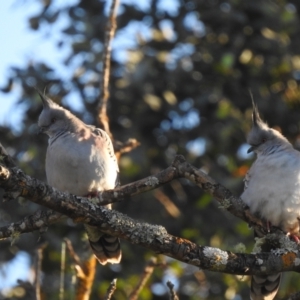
128,257,158,300
97,0,120,135
167,281,179,300
104,279,117,300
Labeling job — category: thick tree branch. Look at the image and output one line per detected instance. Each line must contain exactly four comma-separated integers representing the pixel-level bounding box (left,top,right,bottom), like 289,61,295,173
1,160,300,276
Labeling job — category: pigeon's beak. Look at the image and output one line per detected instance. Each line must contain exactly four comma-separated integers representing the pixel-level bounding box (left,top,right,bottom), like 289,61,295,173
247,146,255,153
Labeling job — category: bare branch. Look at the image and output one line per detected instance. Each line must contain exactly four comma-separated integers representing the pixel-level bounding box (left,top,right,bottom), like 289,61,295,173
97,0,120,135
65,238,82,267
128,257,158,300
286,291,300,300
104,278,117,300
166,281,179,300
35,243,47,300
0,142,16,168
154,189,181,218
65,238,96,300
74,255,97,300
114,138,141,158
60,241,66,300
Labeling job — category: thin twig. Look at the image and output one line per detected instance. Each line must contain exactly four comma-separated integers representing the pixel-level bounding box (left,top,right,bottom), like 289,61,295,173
98,0,120,135
154,189,181,218
0,142,16,168
60,241,66,300
104,278,117,300
35,243,47,300
65,238,82,267
114,138,141,159
65,238,96,300
128,257,158,300
166,281,179,300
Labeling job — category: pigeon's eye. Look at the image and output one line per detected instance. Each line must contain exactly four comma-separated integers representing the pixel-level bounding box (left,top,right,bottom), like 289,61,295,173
51,118,57,124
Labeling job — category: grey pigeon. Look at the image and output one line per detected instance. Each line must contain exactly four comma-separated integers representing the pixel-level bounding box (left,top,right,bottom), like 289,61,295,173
37,93,121,265
241,101,300,299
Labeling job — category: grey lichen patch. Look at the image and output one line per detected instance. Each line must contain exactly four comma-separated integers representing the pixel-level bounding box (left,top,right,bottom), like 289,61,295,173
36,220,45,227
294,258,300,266
233,243,246,253
190,258,201,265
44,195,53,202
271,248,288,256
278,235,299,253
218,198,232,209
203,246,228,267
185,172,195,181
11,191,21,199
104,210,137,232
266,234,298,255
256,258,263,265
9,230,21,246
145,177,159,186
129,223,168,244
88,197,99,208
19,222,26,230
251,236,266,254
103,210,169,245
97,192,103,201
110,214,118,223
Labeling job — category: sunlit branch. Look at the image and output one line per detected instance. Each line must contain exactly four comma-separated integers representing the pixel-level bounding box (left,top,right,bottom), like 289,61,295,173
98,0,120,135
166,281,179,300
128,257,158,300
64,238,96,300
104,279,117,300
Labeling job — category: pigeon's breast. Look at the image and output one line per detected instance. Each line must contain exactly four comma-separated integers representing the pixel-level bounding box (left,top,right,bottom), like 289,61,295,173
46,133,117,196
241,150,300,233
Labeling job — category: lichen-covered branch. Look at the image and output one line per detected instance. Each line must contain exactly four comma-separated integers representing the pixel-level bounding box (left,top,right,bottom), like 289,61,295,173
0,209,64,240
286,291,300,300
1,162,300,276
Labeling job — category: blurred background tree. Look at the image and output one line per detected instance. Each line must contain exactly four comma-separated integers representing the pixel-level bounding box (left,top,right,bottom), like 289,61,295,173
1,0,300,299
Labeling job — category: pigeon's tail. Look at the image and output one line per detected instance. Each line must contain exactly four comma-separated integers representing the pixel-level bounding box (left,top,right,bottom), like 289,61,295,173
250,273,281,300
84,225,121,265
249,229,281,300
